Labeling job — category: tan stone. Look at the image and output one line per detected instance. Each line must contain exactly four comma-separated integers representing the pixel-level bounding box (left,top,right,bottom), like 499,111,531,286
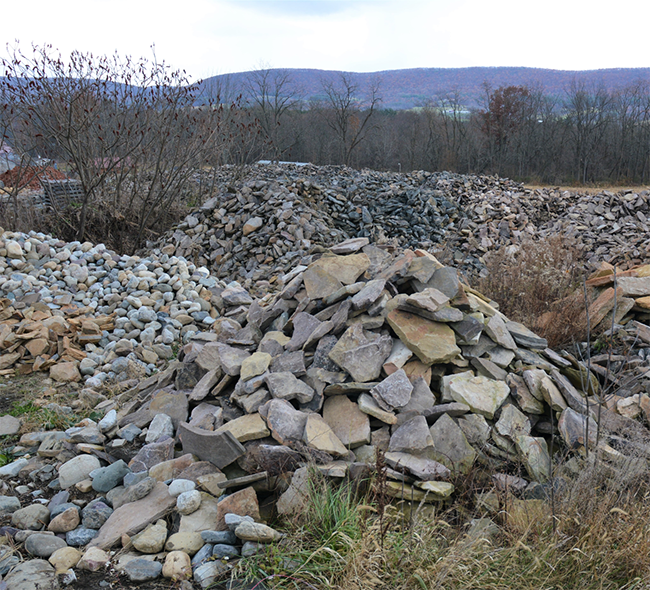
387,309,460,365
322,395,370,449
49,362,81,383
214,486,260,531
196,473,228,497
162,550,192,580
240,352,272,381
215,413,270,442
310,253,370,285
49,546,82,574
47,507,79,533
77,547,110,572
303,414,348,457
164,532,204,556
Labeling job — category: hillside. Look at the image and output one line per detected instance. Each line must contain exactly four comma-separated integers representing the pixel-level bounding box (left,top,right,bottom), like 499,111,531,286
200,66,650,109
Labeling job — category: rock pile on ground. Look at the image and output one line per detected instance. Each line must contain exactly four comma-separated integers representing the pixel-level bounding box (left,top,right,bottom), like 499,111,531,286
3,234,650,588
147,164,650,294
0,230,266,387
0,166,66,191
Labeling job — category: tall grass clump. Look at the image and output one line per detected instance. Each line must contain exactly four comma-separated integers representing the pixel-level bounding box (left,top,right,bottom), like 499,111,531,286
477,235,586,348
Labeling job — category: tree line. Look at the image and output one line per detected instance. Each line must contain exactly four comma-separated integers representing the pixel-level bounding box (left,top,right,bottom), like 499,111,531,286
227,70,650,185
3,46,650,251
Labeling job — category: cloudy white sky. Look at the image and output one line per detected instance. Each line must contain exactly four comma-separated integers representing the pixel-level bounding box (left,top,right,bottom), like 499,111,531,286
2,0,648,80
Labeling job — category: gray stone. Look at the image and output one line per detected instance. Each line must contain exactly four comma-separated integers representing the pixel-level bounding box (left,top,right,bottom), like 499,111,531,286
25,533,67,558
495,404,531,441
168,479,196,498
65,528,99,546
177,489,202,515
265,372,314,404
286,312,322,351
218,345,251,376
178,422,245,469
88,482,176,550
98,409,117,433
357,394,397,424
82,500,113,529
193,561,230,588
118,423,142,442
484,314,517,350
429,413,477,474
12,503,50,530
328,324,392,382
111,476,156,509
123,558,163,582
351,279,386,310
259,399,309,445
270,351,306,376
370,369,413,411
128,437,175,473
450,316,483,345
384,452,450,480
192,543,214,567
506,321,548,349
0,458,29,477
507,373,545,415
471,357,507,381
0,495,21,515
5,559,58,590
212,543,240,558
241,541,264,557
388,416,433,455
91,460,130,493
234,521,283,543
58,455,101,489
457,414,491,446
399,377,436,414
201,530,238,544
0,415,21,436
516,436,551,482
145,413,175,443
558,407,597,450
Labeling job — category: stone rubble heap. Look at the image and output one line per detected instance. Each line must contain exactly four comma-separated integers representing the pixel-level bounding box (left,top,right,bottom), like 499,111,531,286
148,164,650,294
0,230,268,387
2,236,650,588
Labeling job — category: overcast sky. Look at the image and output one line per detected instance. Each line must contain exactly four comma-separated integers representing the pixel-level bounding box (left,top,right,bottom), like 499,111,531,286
2,0,648,80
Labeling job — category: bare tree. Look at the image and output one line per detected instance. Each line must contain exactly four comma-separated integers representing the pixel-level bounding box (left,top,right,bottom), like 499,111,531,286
0,43,231,250
319,73,382,167
564,80,614,184
245,66,303,162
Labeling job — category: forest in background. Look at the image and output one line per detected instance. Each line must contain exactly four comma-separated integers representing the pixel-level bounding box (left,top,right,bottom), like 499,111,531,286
212,68,650,185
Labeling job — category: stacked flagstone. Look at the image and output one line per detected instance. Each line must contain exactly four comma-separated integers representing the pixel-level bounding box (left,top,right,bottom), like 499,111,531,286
147,164,650,295
4,236,650,587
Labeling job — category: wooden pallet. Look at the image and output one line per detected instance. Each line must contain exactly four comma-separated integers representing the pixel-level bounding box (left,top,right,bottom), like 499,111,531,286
41,179,84,210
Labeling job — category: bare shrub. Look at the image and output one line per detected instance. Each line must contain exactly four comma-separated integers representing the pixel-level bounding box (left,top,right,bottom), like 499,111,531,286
0,44,251,252
477,236,586,348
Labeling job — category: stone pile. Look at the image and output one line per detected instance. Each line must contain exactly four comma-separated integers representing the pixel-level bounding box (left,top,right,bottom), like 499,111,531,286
0,230,266,388
148,164,650,293
3,236,650,588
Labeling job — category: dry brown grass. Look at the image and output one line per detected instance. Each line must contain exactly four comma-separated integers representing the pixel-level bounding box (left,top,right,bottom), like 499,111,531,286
477,236,587,348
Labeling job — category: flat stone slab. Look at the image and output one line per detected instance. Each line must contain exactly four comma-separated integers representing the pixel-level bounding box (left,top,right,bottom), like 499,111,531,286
89,482,176,549
387,309,460,365
178,423,245,469
0,415,21,436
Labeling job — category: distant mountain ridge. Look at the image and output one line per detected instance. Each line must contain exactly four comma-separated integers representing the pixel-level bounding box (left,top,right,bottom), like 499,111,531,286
200,66,650,110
